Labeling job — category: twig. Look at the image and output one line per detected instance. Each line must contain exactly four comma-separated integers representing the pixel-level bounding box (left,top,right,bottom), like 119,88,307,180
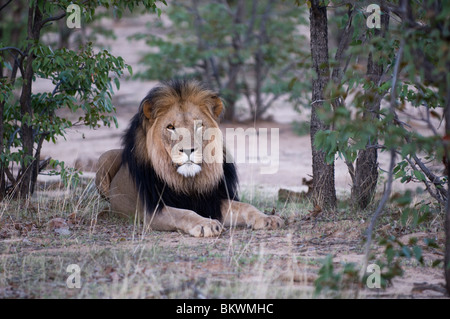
411,282,448,295
392,107,447,200
331,5,355,86
361,148,396,270
4,166,15,184
0,47,26,57
0,0,13,12
310,98,338,106
39,11,67,28
345,160,356,185
400,152,444,204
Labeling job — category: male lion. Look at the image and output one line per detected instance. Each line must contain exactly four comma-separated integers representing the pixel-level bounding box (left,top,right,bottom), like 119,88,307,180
95,79,283,237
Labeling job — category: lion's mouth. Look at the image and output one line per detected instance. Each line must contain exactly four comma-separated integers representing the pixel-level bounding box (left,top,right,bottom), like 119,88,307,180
176,161,202,177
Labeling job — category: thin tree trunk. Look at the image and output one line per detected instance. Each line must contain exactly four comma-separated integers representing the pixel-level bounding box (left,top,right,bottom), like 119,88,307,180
222,0,245,122
309,0,336,210
17,3,42,198
254,49,263,119
353,6,389,209
252,0,273,121
353,52,383,208
0,102,4,200
445,79,450,296
0,5,5,200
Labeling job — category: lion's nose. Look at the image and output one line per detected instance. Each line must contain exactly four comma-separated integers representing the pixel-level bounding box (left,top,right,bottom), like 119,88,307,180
180,148,195,156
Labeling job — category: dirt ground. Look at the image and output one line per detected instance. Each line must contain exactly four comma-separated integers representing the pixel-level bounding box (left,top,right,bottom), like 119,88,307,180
0,193,447,299
1,13,448,299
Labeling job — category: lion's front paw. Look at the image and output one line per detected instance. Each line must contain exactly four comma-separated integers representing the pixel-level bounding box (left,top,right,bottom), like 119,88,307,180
188,219,223,237
252,214,284,230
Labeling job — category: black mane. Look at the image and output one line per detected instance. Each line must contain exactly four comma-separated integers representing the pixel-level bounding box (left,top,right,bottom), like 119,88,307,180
121,84,239,221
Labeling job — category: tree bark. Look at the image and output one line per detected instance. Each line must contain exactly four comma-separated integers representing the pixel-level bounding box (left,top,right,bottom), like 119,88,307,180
16,3,42,198
222,0,245,122
352,51,383,208
352,7,389,209
352,52,383,208
0,3,5,200
309,0,336,210
0,101,4,200
445,77,450,296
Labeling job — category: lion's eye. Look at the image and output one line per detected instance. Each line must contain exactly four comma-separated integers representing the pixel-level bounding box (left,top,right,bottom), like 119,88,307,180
167,124,175,130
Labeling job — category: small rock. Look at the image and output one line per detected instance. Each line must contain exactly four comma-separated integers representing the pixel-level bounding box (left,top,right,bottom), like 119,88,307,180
54,227,71,236
47,218,71,236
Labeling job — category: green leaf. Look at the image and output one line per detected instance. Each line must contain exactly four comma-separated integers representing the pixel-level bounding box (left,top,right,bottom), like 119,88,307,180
401,246,411,259
424,238,439,249
413,170,426,182
114,77,120,90
412,246,423,264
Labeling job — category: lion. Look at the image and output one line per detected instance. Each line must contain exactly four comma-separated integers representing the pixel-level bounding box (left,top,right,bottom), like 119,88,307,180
95,79,283,237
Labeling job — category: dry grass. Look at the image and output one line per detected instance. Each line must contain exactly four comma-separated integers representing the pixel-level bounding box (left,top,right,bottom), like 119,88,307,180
0,178,447,298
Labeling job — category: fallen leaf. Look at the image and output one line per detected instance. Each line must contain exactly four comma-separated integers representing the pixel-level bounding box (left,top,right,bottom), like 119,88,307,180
67,212,82,226
308,205,322,218
47,218,67,230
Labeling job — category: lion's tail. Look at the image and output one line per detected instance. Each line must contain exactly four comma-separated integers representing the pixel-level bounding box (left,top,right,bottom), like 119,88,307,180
95,149,123,201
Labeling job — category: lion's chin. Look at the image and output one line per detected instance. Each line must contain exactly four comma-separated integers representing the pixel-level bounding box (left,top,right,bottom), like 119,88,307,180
176,163,202,178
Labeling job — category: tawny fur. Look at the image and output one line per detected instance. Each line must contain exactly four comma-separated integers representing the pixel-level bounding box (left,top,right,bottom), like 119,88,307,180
95,80,284,237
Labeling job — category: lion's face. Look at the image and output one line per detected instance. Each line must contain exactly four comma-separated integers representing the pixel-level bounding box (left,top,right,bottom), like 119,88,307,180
157,102,223,178
137,81,225,194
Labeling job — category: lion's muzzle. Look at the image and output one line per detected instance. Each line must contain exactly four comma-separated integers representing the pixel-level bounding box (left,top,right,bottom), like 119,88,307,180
173,148,203,177
177,162,202,177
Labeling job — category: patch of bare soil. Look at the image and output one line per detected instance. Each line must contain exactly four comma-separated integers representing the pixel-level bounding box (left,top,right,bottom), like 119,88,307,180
0,198,447,299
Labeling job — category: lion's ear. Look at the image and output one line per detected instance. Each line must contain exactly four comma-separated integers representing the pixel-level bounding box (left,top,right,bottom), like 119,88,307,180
211,95,223,118
142,100,153,120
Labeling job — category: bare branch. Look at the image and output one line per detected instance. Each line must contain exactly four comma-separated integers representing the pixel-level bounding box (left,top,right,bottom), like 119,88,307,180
345,160,356,185
393,105,446,200
0,47,26,80
4,166,16,184
412,153,446,197
331,6,355,86
38,0,90,29
39,11,67,29
401,153,445,204
0,47,25,57
0,0,13,12
361,148,396,276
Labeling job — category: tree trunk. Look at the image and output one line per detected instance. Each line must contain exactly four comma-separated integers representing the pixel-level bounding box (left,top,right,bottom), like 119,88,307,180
16,3,42,198
445,83,450,296
254,49,263,119
309,0,336,210
352,53,383,208
352,7,390,209
0,101,4,200
222,0,245,122
446,155,450,296
222,89,237,122
0,8,4,200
